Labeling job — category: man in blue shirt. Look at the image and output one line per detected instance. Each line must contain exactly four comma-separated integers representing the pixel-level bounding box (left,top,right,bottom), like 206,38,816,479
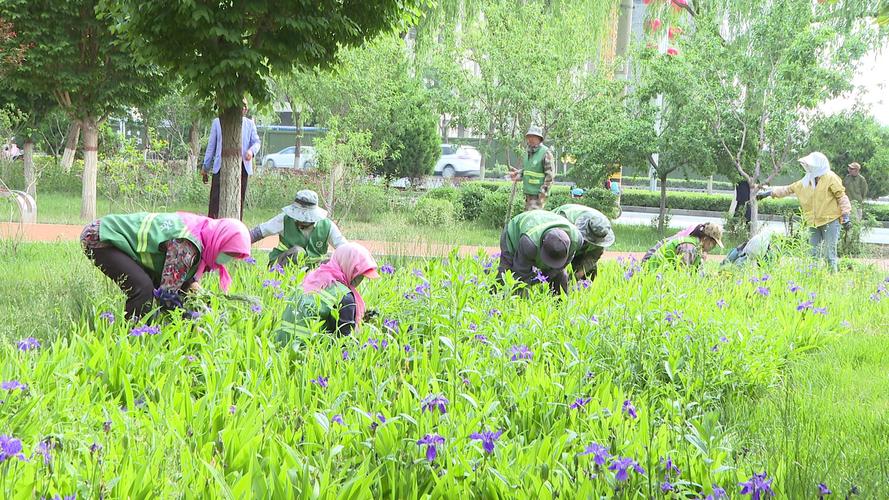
202,98,261,220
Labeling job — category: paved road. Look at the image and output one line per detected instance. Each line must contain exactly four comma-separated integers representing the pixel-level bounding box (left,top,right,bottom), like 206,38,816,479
615,211,889,245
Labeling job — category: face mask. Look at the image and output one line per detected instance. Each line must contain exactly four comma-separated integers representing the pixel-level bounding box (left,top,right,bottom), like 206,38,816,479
216,253,235,265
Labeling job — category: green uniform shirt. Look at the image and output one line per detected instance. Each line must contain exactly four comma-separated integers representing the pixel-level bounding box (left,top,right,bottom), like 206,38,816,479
842,174,868,203
505,210,582,270
269,217,332,263
644,236,701,270
98,212,202,281
522,145,548,196
553,204,606,271
277,282,351,342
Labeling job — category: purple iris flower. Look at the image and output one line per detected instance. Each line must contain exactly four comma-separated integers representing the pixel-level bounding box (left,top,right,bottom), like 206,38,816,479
270,263,285,275
796,301,814,312
488,308,501,317
417,434,445,462
365,339,387,350
0,435,25,462
404,344,412,353
569,397,590,410
662,456,681,477
370,413,386,431
760,274,771,282
814,307,827,315
624,268,636,280
244,256,257,265
342,350,349,361
228,405,236,415
622,399,638,419
310,376,328,389
331,414,345,426
470,429,503,454
474,334,489,344
664,311,682,324
809,291,817,300
579,442,610,466
35,440,53,464
788,282,801,293
756,287,770,297
590,315,600,325
90,442,102,454
720,335,729,343
412,269,425,278
705,485,728,500
415,282,431,297
17,337,41,351
510,345,533,361
129,325,161,337
468,323,478,332
661,481,674,492
739,472,774,499
421,394,449,414
817,483,831,497
274,291,284,299
100,311,115,323
608,457,645,482
380,264,395,275
716,299,726,309
532,267,548,283
262,279,282,289
1,380,27,391
383,318,399,331
250,304,263,314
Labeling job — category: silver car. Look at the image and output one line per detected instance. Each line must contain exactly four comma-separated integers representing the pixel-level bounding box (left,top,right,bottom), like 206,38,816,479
261,146,316,170
433,144,481,178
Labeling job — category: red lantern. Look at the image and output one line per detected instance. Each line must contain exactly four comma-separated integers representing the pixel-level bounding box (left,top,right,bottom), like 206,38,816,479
667,47,679,56
650,19,662,31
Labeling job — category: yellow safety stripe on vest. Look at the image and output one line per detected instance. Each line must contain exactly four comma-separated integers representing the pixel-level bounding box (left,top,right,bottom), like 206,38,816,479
524,170,545,185
137,213,159,270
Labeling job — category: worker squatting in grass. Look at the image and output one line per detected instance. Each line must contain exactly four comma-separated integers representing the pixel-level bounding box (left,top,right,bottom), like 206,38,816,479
76,149,859,327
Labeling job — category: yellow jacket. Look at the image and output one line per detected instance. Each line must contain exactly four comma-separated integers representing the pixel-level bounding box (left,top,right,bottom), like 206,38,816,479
772,171,851,227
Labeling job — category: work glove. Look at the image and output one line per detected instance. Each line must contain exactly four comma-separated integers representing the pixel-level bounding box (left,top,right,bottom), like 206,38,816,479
755,190,772,201
153,288,184,311
841,214,852,231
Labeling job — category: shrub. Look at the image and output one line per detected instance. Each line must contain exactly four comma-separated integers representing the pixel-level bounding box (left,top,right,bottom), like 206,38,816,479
346,184,389,222
411,197,454,226
478,190,522,229
423,186,463,219
458,183,490,221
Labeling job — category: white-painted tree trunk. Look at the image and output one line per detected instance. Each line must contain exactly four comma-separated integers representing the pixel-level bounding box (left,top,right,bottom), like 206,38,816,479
61,120,81,172
23,140,36,200
80,117,99,221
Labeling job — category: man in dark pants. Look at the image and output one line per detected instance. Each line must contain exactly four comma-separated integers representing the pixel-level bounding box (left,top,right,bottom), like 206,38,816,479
497,210,582,295
202,98,261,220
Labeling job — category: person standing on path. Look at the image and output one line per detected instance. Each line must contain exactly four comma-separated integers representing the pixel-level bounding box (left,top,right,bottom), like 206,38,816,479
202,98,261,220
80,212,252,320
757,152,852,272
497,210,582,295
250,189,347,268
843,162,868,218
553,204,615,282
509,126,554,211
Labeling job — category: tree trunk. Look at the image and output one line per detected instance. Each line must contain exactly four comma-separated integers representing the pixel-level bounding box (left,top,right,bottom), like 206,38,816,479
218,106,243,220
80,117,99,221
187,121,200,171
749,184,760,234
23,140,36,199
658,175,668,235
293,102,303,169
707,175,714,194
61,120,81,172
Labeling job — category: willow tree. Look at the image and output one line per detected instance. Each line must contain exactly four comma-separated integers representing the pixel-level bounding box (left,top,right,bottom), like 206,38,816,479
103,0,430,219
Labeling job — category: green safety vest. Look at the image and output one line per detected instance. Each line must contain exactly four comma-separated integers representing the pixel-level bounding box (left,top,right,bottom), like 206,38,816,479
505,210,582,270
646,236,701,270
522,145,548,195
277,282,350,342
553,204,603,262
99,212,202,281
269,217,332,263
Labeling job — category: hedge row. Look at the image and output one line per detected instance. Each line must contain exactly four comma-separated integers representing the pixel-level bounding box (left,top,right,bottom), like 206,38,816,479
620,176,735,191
621,188,889,221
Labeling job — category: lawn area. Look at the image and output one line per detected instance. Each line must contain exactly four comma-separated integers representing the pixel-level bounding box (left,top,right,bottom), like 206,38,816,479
0,241,886,497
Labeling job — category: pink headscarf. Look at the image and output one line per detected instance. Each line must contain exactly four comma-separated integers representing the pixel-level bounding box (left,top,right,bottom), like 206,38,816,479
177,212,251,291
301,242,379,323
672,224,702,239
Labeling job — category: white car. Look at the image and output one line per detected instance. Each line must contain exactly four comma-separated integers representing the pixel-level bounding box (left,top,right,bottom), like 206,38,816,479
261,146,316,170
433,144,481,178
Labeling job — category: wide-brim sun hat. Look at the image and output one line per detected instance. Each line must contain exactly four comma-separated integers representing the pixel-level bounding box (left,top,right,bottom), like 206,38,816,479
576,212,615,248
701,223,724,248
282,189,328,223
525,125,544,140
540,228,571,269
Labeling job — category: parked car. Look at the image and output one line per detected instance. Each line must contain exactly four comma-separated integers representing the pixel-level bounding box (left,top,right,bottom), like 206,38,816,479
433,144,481,178
261,146,316,170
